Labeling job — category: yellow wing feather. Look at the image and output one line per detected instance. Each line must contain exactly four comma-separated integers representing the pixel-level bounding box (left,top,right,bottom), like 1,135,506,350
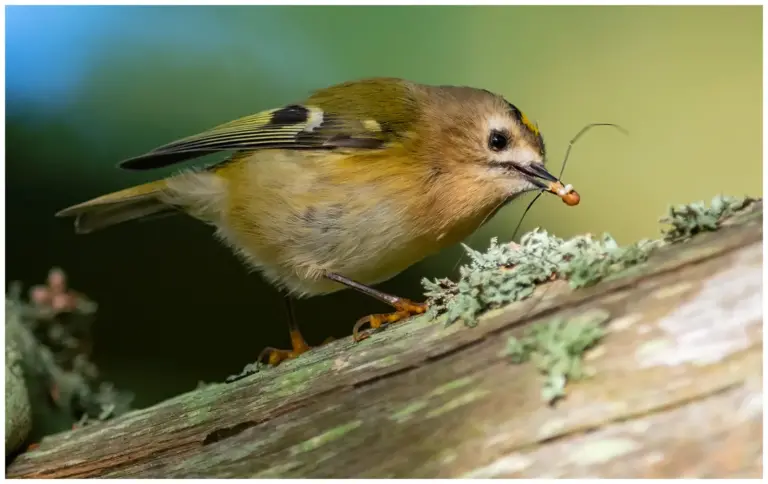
118,78,420,171
120,104,396,171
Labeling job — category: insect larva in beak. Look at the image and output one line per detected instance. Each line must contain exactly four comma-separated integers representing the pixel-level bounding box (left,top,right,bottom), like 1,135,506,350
561,188,580,206
549,181,581,206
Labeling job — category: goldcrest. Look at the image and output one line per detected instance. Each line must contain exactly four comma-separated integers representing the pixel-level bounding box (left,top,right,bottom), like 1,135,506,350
57,77,576,365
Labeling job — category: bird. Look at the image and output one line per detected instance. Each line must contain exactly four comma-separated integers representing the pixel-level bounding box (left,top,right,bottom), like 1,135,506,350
56,77,575,366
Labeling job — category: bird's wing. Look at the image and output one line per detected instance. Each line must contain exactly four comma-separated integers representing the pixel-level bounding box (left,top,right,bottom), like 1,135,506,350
118,104,399,171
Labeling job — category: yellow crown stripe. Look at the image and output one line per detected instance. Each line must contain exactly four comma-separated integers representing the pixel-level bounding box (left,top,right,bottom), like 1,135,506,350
519,112,539,137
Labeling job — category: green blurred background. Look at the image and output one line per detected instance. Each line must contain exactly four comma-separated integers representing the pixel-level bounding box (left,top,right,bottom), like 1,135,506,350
6,5,762,407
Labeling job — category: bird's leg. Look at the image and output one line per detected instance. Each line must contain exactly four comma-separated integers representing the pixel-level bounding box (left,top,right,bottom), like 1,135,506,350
325,272,428,342
258,296,334,366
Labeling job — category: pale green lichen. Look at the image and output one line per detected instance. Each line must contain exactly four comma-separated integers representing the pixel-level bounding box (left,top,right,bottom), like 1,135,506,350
389,400,429,424
501,309,610,404
288,420,362,455
424,389,491,419
389,377,478,424
423,231,654,327
423,194,758,329
428,376,475,397
660,194,756,243
225,361,269,383
271,359,336,397
558,235,658,289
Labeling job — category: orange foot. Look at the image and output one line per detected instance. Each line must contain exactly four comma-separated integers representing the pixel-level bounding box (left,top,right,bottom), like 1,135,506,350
258,328,335,366
353,298,428,342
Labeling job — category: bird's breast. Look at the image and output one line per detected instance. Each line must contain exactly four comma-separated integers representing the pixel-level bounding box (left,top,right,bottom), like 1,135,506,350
204,150,495,297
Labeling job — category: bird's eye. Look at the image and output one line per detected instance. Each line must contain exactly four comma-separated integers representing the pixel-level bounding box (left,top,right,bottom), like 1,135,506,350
488,131,509,152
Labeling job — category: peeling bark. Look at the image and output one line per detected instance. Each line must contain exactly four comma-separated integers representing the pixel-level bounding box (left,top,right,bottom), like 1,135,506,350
6,202,762,478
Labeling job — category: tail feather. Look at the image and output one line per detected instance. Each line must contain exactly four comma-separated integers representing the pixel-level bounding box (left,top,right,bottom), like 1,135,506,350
56,179,174,234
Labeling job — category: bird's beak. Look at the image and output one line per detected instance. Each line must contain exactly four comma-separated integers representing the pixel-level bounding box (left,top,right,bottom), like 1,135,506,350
508,161,581,206
510,162,559,189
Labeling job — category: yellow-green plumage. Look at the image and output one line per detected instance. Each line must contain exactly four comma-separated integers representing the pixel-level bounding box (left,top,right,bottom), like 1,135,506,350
306,77,419,135
57,77,547,297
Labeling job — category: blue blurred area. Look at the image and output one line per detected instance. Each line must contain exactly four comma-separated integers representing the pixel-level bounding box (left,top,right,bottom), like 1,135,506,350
6,6,114,113
6,6,338,119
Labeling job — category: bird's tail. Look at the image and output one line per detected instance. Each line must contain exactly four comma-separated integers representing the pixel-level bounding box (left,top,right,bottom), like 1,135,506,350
56,179,175,234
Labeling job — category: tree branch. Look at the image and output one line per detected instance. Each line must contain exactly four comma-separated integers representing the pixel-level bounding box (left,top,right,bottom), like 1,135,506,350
6,201,762,478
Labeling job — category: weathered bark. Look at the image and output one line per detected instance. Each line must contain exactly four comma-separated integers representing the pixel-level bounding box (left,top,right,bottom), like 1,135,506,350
6,202,762,478
5,318,32,456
